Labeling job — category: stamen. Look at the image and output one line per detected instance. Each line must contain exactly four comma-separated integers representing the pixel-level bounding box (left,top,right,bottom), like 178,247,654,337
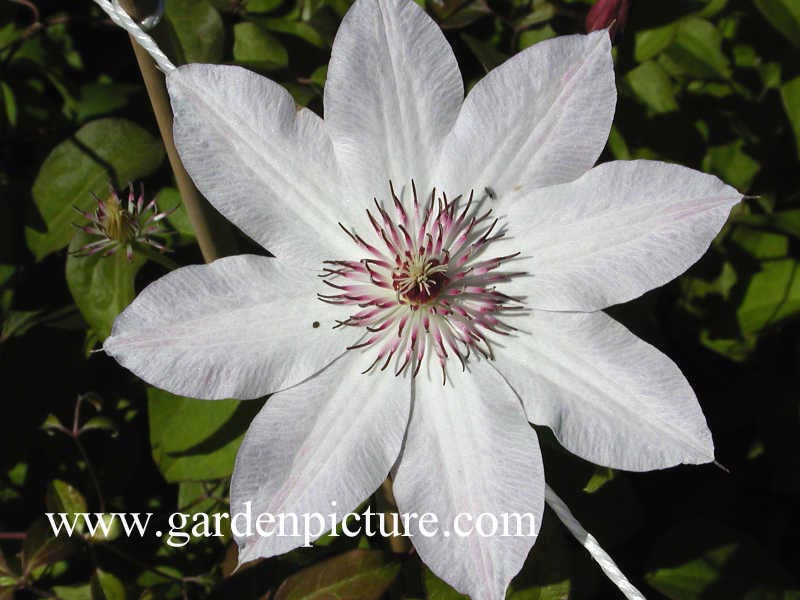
320,181,524,382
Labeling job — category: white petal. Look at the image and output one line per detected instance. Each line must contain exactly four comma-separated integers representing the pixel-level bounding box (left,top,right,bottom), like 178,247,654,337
434,31,615,201
502,160,741,311
495,310,714,471
104,255,351,400
324,0,463,198
392,361,544,600
167,64,356,268
231,356,411,562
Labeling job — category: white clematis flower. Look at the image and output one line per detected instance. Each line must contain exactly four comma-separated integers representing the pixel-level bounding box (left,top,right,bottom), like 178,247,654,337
103,0,741,597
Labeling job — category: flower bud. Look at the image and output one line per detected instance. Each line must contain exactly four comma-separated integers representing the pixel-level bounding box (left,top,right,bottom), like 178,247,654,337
586,0,630,39
72,183,173,261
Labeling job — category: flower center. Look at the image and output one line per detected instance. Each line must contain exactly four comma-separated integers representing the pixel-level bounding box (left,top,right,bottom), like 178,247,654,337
319,181,523,383
102,195,137,243
393,257,449,305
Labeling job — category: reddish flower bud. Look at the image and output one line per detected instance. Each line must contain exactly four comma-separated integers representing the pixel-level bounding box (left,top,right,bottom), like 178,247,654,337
586,0,630,39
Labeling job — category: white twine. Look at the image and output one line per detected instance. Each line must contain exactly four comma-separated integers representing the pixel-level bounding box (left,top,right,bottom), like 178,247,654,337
545,484,647,600
93,0,176,73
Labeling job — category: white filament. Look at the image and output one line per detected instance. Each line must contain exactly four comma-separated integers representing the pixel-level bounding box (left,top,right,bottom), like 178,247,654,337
93,0,176,73
545,484,647,600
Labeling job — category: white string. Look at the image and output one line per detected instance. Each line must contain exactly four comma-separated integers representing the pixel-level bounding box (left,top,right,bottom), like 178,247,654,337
545,484,647,600
92,0,176,73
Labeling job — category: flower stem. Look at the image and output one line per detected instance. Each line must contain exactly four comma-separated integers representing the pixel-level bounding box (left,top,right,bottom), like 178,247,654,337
72,395,107,513
118,0,231,263
380,479,411,554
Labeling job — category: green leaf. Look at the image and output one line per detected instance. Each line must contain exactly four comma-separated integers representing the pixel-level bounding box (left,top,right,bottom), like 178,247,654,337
80,416,118,436
737,209,800,240
25,118,164,260
176,481,231,542
7,462,27,487
309,65,327,88
21,520,78,576
136,565,183,588
45,22,83,70
717,13,741,40
634,23,677,63
781,77,800,158
518,25,556,51
424,568,469,599
163,0,225,63
625,61,679,114
244,0,284,13
701,227,800,356
702,141,760,191
1,310,43,342
177,480,227,515
0,81,17,127
85,513,123,543
732,44,758,68
737,258,800,334
147,388,264,482
0,578,15,593
461,34,508,73
607,126,631,160
66,232,145,339
154,187,195,242
758,61,782,90
439,0,492,29
42,413,68,435
91,569,126,600
583,467,616,494
663,17,732,81
51,584,92,600
262,18,326,48
274,550,401,600
509,581,570,600
0,548,17,580
515,2,556,28
649,543,739,599
696,0,729,18
233,22,289,71
683,261,737,307
73,82,140,123
507,514,573,599
731,227,788,260
754,0,800,47
45,480,88,521
0,265,17,289
646,521,796,599
283,82,317,107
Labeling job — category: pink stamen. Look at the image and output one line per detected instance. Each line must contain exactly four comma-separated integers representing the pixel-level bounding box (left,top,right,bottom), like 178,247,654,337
320,181,524,382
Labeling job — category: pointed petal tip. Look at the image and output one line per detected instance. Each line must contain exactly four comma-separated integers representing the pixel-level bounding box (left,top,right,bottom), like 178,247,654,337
101,334,118,356
713,460,731,474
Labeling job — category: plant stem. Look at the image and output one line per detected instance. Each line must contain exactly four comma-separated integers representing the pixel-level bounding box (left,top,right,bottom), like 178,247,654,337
71,395,107,513
103,543,197,585
74,435,107,513
118,0,229,263
380,479,411,554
